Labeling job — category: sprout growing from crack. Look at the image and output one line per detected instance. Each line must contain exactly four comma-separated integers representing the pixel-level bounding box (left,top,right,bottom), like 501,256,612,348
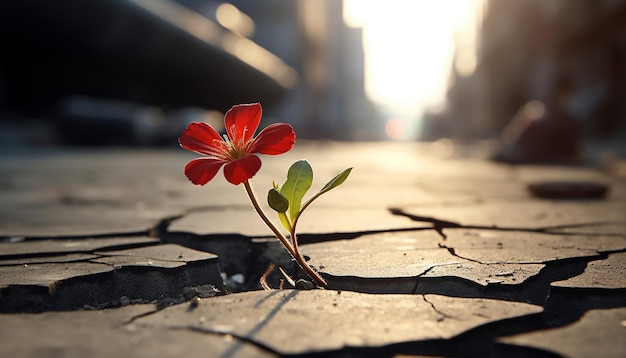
266,160,352,288
179,103,351,288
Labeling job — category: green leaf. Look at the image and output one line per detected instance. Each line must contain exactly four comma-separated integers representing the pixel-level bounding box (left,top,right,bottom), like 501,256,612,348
317,167,353,196
280,160,313,222
298,167,352,220
277,212,292,232
267,188,289,213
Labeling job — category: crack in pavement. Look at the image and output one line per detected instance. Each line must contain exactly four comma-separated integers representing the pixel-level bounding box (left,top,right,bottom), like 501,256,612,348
163,225,433,246
123,306,161,325
0,230,151,243
437,244,484,264
388,207,626,238
421,294,456,321
150,291,301,357
185,325,282,357
389,208,461,239
156,207,625,257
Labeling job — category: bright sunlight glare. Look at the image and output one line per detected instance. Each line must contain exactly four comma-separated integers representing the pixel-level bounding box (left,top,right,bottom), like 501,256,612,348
344,0,483,139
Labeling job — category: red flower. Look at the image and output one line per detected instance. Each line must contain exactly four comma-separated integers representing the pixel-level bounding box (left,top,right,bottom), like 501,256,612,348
179,103,295,185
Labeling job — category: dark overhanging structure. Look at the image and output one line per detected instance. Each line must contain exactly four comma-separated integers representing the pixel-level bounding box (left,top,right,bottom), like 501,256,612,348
0,0,297,115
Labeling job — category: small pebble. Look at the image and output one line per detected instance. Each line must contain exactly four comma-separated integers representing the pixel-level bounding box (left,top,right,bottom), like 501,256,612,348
189,297,200,308
295,279,315,290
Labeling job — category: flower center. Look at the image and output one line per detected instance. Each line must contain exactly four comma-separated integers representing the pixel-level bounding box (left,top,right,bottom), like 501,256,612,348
222,131,252,161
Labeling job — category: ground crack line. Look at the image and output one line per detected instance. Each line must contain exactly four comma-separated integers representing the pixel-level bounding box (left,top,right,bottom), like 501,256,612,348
438,243,484,264
185,325,281,356
0,230,150,242
389,207,626,238
421,294,456,321
123,310,159,325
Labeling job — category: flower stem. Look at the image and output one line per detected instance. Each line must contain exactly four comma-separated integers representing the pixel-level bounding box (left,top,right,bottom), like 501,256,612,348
243,180,328,288
243,181,295,257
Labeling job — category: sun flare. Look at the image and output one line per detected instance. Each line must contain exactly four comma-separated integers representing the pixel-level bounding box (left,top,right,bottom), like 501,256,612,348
344,0,484,137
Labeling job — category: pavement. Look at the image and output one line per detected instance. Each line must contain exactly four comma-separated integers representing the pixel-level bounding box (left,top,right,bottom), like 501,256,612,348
1,140,625,357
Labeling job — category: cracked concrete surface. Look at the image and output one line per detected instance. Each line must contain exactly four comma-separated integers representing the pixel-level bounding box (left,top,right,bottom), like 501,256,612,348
135,290,541,355
1,142,625,357
0,238,224,312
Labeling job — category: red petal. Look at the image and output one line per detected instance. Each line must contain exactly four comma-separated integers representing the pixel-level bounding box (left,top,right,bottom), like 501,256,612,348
224,103,262,144
223,155,262,185
249,123,296,155
179,122,226,157
184,158,225,185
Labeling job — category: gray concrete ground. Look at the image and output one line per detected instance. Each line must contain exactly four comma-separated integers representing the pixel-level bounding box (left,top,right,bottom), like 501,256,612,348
1,141,625,357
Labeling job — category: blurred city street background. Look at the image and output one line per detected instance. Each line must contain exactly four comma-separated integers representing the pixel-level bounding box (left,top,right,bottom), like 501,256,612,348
0,0,624,163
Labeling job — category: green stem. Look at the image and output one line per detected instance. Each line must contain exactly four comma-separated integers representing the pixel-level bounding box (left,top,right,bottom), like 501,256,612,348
243,181,328,288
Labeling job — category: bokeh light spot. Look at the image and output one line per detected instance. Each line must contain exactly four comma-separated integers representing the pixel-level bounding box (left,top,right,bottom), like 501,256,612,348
385,117,409,140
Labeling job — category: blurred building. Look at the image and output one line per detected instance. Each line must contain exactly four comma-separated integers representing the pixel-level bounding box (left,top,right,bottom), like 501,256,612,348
433,0,626,143
178,0,377,140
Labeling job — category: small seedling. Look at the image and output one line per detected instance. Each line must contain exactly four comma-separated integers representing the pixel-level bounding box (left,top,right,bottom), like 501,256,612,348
179,103,351,288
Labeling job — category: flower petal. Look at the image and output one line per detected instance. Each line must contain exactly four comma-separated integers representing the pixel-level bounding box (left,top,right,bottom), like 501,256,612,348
184,158,225,185
223,155,262,185
249,123,296,155
179,122,226,157
224,103,262,144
